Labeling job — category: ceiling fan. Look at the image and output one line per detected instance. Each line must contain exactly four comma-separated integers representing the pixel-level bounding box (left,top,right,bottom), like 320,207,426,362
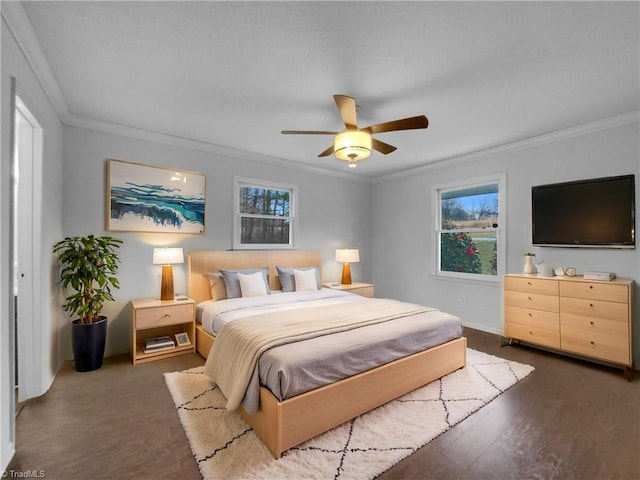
281,94,428,168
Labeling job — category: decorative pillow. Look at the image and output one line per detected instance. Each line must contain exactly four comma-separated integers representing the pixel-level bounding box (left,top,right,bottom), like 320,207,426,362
276,265,321,292
219,267,269,299
293,268,319,292
238,271,269,297
205,272,227,300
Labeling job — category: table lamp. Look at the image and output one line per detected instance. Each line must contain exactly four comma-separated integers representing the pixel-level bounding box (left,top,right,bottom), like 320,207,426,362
153,247,184,300
335,248,360,285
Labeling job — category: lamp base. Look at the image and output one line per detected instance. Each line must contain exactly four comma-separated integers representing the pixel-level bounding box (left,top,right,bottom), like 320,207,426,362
160,265,175,300
340,263,352,285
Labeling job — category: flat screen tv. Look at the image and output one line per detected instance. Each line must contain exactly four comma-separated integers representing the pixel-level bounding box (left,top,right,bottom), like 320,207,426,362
532,174,635,248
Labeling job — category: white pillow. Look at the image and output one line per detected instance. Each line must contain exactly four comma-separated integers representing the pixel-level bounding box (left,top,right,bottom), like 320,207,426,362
238,271,269,297
205,272,227,300
294,268,319,292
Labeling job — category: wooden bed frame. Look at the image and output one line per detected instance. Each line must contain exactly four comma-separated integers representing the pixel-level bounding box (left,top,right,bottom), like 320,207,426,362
188,250,467,458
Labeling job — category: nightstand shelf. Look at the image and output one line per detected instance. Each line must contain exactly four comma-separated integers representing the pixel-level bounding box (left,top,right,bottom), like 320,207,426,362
131,298,196,365
323,282,374,298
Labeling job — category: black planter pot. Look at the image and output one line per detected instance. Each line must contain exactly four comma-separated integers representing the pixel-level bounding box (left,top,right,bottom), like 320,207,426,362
71,316,107,372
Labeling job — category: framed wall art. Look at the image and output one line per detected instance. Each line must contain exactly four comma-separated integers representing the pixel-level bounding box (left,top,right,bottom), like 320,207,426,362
106,159,206,234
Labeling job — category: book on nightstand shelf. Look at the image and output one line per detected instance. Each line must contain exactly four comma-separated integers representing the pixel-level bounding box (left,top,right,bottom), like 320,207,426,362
144,336,175,353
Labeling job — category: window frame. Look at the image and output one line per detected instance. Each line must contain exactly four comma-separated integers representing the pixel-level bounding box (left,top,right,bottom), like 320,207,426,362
433,174,506,282
233,176,297,250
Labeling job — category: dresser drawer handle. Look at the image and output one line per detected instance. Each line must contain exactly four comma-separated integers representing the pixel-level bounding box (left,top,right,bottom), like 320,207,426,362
529,331,533,335
527,281,532,286
590,321,594,325
590,341,595,345
163,313,172,318
589,303,594,308
528,296,533,301
528,313,533,317
589,285,593,289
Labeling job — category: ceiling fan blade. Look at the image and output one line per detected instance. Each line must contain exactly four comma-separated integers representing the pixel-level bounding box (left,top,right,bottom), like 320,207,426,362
333,95,358,130
362,115,428,134
371,138,397,155
318,145,334,157
281,130,339,135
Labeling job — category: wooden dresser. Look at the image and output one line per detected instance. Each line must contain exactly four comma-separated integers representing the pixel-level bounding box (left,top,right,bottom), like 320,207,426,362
504,274,633,379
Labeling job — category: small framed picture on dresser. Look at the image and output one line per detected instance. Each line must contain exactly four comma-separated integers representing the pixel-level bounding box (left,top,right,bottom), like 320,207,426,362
174,332,191,347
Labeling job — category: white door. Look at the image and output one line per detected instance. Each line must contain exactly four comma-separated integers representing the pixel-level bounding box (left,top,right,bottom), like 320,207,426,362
13,97,42,402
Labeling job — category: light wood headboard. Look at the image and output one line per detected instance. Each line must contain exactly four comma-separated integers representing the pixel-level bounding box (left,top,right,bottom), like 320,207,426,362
188,250,322,304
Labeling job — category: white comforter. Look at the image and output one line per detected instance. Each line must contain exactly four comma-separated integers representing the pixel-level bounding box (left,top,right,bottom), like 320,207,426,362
199,288,363,336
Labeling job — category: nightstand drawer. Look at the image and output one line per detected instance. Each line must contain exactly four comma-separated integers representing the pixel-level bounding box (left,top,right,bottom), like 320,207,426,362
136,304,193,329
348,286,374,298
322,282,374,298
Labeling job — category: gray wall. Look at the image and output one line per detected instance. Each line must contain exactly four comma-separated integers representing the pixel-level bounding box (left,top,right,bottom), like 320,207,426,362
1,9,65,465
61,126,373,358
1,15,64,392
372,121,640,367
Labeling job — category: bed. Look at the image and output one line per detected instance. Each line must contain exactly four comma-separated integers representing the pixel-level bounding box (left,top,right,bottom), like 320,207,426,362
188,250,467,459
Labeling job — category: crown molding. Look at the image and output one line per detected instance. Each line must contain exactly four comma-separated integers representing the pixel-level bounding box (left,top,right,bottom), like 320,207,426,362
63,113,369,183
374,110,640,184
1,1,70,121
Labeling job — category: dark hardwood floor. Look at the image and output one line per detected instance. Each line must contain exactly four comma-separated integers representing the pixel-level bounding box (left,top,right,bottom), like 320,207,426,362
6,327,640,480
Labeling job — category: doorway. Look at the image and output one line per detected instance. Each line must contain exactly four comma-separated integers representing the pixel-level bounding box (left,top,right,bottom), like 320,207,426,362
13,96,43,402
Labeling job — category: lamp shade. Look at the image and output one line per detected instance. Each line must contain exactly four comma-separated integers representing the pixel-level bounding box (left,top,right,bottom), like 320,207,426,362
152,247,184,265
335,248,360,264
334,131,371,163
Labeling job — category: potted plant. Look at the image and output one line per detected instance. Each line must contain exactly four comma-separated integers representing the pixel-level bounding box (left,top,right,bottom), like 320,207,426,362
523,252,537,274
53,235,123,372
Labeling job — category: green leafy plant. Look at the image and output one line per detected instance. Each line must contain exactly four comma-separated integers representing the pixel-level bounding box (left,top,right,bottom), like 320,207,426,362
53,235,123,324
524,252,536,256
440,221,482,274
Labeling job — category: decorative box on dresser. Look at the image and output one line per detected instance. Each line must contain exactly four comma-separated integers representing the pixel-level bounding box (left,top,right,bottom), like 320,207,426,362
131,298,196,365
504,274,633,380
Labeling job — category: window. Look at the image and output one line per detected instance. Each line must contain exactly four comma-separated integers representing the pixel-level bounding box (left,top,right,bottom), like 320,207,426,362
233,177,297,249
434,175,505,281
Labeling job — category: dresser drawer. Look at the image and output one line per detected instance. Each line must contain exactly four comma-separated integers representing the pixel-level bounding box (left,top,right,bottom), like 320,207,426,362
505,321,560,349
504,290,559,313
135,304,193,329
504,305,559,331
561,313,630,365
505,276,558,295
560,297,628,322
559,281,628,303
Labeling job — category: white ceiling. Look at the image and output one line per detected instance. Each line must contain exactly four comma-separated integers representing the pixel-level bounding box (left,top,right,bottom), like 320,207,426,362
17,1,640,178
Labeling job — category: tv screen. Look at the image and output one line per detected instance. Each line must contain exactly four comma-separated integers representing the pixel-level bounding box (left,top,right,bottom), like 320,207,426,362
532,174,635,248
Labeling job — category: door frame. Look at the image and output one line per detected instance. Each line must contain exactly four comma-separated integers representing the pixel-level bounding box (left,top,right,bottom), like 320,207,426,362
13,95,44,403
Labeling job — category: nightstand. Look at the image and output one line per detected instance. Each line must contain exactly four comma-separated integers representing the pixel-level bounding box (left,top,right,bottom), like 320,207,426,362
131,298,196,365
323,282,374,298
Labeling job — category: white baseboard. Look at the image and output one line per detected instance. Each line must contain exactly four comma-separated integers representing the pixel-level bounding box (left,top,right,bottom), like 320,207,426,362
1,441,16,475
461,321,504,337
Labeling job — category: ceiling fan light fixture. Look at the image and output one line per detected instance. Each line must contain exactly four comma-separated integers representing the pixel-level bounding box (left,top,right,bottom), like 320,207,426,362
334,131,371,164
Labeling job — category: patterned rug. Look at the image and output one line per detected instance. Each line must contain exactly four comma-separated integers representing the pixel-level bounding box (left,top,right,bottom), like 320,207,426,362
164,348,534,479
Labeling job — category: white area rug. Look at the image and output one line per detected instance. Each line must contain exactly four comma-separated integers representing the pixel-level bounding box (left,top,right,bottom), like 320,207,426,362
164,349,534,480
